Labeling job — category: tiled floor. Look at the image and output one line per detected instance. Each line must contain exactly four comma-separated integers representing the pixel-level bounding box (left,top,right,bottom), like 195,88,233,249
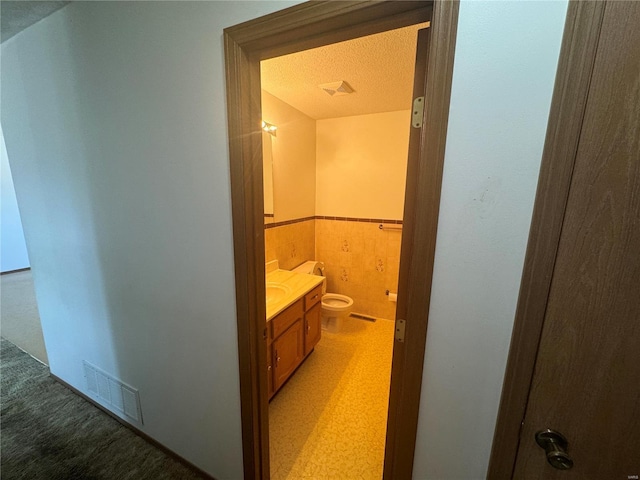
269,316,395,480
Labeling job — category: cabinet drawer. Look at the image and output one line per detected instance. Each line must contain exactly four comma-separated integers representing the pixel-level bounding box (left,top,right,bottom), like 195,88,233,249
304,284,323,311
272,299,304,339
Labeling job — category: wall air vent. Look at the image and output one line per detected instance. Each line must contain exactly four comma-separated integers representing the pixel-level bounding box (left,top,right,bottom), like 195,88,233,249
83,361,143,425
319,81,354,97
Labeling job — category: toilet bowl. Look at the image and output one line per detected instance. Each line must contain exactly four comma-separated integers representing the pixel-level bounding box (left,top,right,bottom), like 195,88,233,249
291,260,354,333
320,293,354,333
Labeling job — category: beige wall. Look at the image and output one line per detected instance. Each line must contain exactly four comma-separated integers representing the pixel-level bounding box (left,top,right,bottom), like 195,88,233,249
316,110,411,220
261,90,316,223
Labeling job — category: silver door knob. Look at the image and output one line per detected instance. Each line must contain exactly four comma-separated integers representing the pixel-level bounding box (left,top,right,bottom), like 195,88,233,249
535,429,574,470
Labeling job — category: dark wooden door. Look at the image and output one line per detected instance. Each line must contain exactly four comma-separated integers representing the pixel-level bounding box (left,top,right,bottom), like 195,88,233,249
512,2,640,477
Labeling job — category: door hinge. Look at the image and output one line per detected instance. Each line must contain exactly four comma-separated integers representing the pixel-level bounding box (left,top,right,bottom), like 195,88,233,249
395,319,406,342
412,96,425,128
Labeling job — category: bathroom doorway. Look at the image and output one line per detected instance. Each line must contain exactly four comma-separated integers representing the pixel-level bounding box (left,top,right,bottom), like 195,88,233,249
260,23,425,479
224,2,459,478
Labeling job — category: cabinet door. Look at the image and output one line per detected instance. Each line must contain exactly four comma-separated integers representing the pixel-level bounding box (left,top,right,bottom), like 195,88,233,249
304,302,322,355
267,342,274,398
273,319,304,391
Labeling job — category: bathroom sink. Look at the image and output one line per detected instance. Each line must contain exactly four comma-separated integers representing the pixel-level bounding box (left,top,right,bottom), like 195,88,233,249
266,283,291,305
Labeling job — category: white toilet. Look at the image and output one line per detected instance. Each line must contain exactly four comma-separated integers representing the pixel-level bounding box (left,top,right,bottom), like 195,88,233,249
291,261,354,333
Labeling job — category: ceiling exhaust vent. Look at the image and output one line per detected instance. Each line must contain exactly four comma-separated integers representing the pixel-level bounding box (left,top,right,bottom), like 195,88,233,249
319,81,354,97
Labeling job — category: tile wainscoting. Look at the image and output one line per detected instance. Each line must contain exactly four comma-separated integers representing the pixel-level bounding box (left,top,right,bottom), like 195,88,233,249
264,218,315,271
264,217,402,320
315,218,400,321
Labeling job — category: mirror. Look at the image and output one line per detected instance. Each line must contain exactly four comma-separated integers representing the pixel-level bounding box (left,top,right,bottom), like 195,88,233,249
262,131,274,222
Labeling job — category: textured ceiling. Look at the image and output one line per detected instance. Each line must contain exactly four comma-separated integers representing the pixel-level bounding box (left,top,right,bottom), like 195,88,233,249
1,1,70,43
261,23,429,120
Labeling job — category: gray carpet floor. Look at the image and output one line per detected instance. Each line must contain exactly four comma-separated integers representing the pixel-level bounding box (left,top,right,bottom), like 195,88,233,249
0,338,206,480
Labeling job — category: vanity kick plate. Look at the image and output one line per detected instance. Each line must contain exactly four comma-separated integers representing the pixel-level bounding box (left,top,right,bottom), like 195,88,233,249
395,319,406,342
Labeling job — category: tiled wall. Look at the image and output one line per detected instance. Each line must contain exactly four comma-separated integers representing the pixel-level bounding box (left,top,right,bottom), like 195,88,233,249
264,219,315,271
264,218,401,320
315,219,401,320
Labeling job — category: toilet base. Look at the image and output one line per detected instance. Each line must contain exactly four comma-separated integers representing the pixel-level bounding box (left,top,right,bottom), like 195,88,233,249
321,314,349,333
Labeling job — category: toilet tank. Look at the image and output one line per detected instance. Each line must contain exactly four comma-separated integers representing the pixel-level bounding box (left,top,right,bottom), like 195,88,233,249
291,260,324,276
291,261,326,294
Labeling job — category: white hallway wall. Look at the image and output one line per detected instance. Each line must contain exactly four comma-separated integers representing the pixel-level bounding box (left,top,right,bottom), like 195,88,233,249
1,126,30,272
1,1,567,479
413,1,567,478
1,2,299,478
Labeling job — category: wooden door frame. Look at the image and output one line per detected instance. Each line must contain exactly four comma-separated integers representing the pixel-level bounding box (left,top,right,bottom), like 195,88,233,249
223,2,459,478
487,2,608,478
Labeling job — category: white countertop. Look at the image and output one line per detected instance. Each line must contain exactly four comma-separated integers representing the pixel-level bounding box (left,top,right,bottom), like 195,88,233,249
265,269,324,321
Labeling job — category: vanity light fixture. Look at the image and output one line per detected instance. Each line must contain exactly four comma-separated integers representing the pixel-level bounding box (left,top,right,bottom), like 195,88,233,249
262,120,277,136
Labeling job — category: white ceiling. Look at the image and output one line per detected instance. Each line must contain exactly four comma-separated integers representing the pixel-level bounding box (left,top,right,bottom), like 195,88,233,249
261,23,429,120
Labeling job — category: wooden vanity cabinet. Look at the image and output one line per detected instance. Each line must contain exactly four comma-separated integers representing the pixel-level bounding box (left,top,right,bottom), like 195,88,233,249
304,302,321,355
273,318,304,391
267,342,273,398
267,283,323,399
304,285,322,355
269,299,303,394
